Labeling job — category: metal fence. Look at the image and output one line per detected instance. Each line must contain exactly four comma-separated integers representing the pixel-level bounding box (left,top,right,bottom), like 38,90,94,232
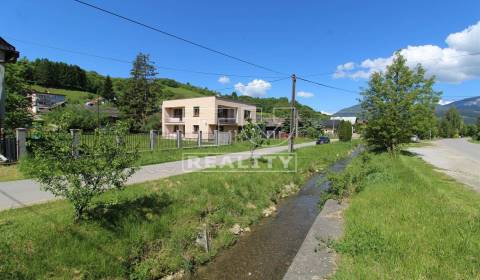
0,137,17,163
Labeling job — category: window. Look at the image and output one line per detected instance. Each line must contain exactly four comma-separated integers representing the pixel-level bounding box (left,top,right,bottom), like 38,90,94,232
193,106,200,117
173,125,179,132
193,125,199,133
244,110,251,120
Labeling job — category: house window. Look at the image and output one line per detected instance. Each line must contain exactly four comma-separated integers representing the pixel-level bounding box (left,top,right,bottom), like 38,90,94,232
244,110,251,120
193,106,200,117
193,125,199,133
173,125,179,132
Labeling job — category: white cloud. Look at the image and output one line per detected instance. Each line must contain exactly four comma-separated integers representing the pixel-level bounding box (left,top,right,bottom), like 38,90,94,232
297,91,314,98
320,111,333,115
334,20,480,83
438,99,454,105
218,75,230,84
234,79,272,97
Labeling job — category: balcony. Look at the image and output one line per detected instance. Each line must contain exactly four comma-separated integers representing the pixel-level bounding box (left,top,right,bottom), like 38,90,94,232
165,117,184,123
218,117,237,124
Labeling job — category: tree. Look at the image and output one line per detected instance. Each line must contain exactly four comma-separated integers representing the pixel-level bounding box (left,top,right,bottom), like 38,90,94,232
361,53,440,152
231,91,238,99
338,120,352,141
117,53,160,129
439,107,463,138
101,76,115,101
21,123,139,221
239,119,265,163
4,58,33,133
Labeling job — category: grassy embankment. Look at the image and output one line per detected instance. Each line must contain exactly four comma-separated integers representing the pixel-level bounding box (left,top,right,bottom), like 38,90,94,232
0,141,357,279
323,151,480,279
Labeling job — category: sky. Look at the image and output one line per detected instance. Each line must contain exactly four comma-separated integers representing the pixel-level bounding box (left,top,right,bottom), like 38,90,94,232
2,0,480,114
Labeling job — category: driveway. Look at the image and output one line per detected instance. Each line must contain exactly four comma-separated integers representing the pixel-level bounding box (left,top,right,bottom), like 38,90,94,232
0,141,316,211
409,138,480,192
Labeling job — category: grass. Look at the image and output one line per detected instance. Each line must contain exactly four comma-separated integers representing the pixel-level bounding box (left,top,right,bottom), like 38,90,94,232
0,141,357,279
469,138,480,144
0,165,27,182
328,152,480,279
31,85,97,104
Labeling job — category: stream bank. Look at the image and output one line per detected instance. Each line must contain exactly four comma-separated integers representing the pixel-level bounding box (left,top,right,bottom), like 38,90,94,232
186,148,360,279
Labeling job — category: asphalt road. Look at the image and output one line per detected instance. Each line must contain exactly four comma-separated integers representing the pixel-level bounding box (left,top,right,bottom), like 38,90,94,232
409,138,480,192
0,141,316,211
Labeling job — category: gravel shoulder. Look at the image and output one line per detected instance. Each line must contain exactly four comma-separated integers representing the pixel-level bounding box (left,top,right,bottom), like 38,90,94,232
409,138,480,192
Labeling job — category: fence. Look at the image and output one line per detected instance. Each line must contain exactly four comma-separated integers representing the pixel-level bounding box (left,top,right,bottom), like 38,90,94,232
17,129,234,159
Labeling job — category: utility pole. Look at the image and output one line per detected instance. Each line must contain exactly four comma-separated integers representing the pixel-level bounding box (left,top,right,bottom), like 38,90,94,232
97,96,100,130
288,74,296,153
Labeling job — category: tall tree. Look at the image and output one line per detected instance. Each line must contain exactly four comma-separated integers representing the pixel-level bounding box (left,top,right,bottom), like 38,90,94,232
361,53,440,152
4,58,33,132
101,76,115,101
439,107,463,138
118,53,160,129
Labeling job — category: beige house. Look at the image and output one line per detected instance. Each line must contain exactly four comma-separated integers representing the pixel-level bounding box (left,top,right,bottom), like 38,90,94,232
162,96,256,138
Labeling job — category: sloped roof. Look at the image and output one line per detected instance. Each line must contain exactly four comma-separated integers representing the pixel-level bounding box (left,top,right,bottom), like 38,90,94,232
0,37,19,62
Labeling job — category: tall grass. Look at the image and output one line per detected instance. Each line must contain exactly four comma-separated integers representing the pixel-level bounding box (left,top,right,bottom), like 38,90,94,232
0,141,357,279
329,152,480,279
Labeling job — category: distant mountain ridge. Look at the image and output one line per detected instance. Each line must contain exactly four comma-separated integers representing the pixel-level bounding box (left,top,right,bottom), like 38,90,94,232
333,96,480,124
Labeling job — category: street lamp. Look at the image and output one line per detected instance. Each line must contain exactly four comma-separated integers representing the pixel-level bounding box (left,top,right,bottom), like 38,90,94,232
0,37,20,137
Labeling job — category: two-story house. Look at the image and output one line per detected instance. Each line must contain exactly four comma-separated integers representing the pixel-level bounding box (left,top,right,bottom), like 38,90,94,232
161,96,256,138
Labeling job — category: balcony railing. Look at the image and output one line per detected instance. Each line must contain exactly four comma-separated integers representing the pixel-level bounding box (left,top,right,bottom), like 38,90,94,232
166,117,184,123
218,117,237,124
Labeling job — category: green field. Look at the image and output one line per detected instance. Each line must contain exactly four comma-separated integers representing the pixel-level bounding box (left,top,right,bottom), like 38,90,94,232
328,152,480,279
31,85,97,104
0,141,357,279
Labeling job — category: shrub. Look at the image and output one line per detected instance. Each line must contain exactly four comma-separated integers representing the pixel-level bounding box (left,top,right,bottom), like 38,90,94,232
21,123,139,221
338,120,353,142
320,152,379,206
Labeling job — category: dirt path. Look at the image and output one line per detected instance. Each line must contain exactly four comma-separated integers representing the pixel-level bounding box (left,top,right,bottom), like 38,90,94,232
409,138,480,191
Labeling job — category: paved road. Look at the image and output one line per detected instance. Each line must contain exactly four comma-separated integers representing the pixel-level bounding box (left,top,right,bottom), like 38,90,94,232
409,138,480,191
0,142,316,211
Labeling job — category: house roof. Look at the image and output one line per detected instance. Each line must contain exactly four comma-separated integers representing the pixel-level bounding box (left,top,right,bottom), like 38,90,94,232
163,96,256,107
0,37,19,63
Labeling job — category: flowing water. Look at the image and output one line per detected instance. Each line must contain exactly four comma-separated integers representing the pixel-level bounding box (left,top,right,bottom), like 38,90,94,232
187,148,360,280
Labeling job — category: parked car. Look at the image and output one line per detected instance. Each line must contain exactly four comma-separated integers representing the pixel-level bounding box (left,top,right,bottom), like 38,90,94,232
316,136,330,145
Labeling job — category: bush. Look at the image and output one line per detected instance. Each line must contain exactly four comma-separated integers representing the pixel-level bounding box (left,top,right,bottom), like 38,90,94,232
338,120,353,142
43,105,109,131
320,152,380,206
21,123,139,221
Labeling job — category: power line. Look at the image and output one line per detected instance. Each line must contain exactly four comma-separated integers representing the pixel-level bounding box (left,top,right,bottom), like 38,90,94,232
214,76,291,93
72,0,286,75
7,37,283,79
300,50,480,78
296,76,359,94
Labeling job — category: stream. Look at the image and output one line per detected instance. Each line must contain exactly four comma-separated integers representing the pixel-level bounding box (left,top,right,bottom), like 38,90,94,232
187,148,360,280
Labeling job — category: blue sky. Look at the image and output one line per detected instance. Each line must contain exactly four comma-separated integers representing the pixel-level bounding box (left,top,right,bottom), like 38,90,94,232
2,0,480,113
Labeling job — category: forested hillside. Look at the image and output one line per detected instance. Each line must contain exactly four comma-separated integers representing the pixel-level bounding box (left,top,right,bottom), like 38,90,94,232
20,57,325,118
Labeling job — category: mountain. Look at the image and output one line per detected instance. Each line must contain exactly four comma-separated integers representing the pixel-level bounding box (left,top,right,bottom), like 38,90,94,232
333,104,362,117
333,96,480,124
435,96,480,124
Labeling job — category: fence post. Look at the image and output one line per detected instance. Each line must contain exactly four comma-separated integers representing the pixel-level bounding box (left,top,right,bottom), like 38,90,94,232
15,128,27,159
228,131,232,145
214,130,218,146
197,131,202,147
70,129,80,157
150,130,157,151
176,130,182,148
